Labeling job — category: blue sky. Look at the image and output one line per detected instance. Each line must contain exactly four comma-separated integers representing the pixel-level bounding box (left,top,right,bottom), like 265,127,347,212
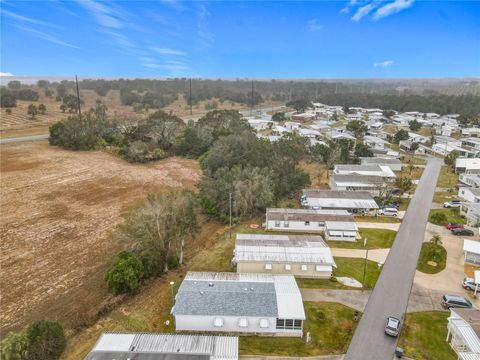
1,0,479,78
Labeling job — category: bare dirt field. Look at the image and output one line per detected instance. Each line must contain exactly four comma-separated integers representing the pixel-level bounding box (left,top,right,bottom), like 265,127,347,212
0,141,200,334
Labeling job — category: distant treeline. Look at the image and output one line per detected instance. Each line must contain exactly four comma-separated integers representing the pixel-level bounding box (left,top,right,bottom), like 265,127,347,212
316,92,480,117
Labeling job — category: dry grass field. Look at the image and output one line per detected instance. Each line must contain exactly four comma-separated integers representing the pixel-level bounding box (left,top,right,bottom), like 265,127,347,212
0,88,282,138
0,141,200,334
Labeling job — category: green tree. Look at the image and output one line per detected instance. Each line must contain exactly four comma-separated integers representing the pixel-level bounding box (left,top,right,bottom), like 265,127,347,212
0,331,28,360
429,212,448,225
430,234,442,246
409,120,422,131
346,120,368,139
24,320,66,360
410,142,419,153
444,150,460,170
1,92,17,108
27,104,37,119
272,112,286,122
7,80,21,90
286,99,312,113
38,104,46,115
105,251,144,295
395,177,413,194
62,94,83,113
59,104,66,113
393,129,409,144
118,191,199,277
354,143,373,157
383,109,395,119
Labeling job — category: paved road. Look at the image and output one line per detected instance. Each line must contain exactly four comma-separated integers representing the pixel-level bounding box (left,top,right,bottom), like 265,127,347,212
0,134,49,144
345,157,442,360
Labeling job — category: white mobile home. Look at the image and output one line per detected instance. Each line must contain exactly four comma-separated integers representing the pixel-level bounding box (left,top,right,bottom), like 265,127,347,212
460,174,480,188
446,308,480,358
302,189,378,214
456,158,480,174
330,174,391,196
464,240,480,266
460,203,480,227
172,272,306,337
85,332,239,360
458,187,480,203
234,233,336,278
333,164,396,178
360,157,403,172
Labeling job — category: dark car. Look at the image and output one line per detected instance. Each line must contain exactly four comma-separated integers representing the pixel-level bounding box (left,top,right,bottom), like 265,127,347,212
445,223,464,230
451,228,475,236
441,294,473,309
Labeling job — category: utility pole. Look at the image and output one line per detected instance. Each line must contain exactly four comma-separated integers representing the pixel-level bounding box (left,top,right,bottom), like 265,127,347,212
362,238,368,291
75,75,82,117
189,78,192,116
251,80,254,116
229,192,232,239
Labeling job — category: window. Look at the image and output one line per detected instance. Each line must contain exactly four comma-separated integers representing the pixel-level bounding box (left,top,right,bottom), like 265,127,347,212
301,264,308,271
294,320,303,329
238,318,248,328
275,221,280,227
285,264,291,271
304,221,310,226
316,265,326,272
284,221,289,228
265,263,272,270
276,318,303,330
213,318,224,327
318,221,325,227
259,319,269,328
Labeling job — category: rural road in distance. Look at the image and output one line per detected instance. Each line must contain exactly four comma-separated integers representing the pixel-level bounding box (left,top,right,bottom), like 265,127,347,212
345,157,442,360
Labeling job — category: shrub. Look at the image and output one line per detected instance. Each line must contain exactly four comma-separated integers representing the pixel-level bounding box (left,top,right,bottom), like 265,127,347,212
105,251,144,295
0,331,28,360
429,212,448,225
24,320,66,360
0,92,16,108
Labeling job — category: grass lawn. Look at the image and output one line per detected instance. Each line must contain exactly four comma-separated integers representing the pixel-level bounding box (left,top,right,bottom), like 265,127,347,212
326,228,396,250
354,215,402,223
398,311,456,360
297,257,381,290
437,166,459,189
240,302,360,356
432,191,460,204
417,242,447,274
429,208,464,226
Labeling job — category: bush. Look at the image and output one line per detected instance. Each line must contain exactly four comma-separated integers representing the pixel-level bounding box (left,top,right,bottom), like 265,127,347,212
0,331,28,360
17,89,39,101
429,212,448,225
105,251,144,295
25,320,66,360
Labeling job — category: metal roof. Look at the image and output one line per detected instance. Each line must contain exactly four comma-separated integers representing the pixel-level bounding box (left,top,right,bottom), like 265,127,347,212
266,208,353,222
450,309,480,353
325,221,358,231
235,234,335,265
465,240,480,255
173,272,305,320
303,190,379,210
86,333,238,360
360,157,402,165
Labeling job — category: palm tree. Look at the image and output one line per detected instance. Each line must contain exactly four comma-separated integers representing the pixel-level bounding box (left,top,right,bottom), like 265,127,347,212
430,234,442,246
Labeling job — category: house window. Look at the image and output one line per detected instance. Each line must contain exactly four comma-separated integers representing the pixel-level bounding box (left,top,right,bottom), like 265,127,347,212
238,318,248,328
301,265,308,271
304,221,310,226
284,221,289,228
265,263,272,270
213,318,224,327
276,319,285,329
259,319,269,328
294,320,303,329
316,265,325,272
276,318,303,330
285,264,291,271
275,221,280,227
318,222,325,227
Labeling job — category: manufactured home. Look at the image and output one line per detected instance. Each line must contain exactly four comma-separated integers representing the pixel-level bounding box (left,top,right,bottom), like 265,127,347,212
172,272,306,337
446,308,480,358
234,233,336,278
301,189,378,214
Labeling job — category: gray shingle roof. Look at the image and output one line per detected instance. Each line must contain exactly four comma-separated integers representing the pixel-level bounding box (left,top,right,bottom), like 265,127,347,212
173,280,278,317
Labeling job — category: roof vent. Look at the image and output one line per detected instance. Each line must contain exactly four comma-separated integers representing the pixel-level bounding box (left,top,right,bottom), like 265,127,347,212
250,287,254,291
244,288,248,291
208,282,214,287
200,291,204,295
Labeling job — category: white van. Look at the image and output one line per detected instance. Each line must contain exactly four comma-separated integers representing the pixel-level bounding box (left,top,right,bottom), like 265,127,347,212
378,207,398,216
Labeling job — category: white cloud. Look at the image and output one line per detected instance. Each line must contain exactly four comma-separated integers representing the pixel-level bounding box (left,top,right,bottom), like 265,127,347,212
373,60,394,68
151,47,186,56
0,72,14,77
1,9,49,26
14,25,80,49
160,0,187,11
373,0,415,20
308,19,323,31
341,0,359,14
197,3,214,45
75,0,123,29
351,2,378,21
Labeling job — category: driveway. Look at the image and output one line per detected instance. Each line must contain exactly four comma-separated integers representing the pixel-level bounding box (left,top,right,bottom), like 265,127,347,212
356,223,401,231
332,248,389,264
345,157,442,360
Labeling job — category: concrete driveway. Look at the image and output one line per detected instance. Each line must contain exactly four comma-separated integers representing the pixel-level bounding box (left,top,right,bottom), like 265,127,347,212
332,248,389,264
356,223,401,231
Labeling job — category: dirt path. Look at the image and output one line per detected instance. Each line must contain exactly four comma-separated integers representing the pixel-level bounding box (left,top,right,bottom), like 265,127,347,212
0,141,200,333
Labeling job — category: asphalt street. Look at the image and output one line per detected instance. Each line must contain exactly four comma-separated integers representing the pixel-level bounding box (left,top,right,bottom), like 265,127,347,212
345,157,443,360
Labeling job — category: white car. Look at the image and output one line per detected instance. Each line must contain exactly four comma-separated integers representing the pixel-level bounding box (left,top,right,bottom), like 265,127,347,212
443,201,461,208
378,208,398,216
